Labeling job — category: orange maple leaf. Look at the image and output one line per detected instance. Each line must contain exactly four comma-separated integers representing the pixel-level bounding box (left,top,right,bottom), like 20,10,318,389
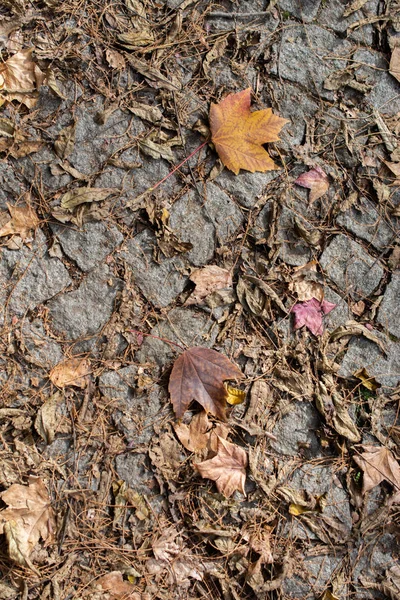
209,88,289,175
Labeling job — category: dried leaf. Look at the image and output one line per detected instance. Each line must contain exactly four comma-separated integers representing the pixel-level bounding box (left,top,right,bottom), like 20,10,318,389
60,187,116,210
127,101,164,124
152,526,180,562
389,47,400,83
96,571,141,599
174,411,211,452
315,375,361,442
294,166,329,203
384,160,400,184
330,321,387,355
236,275,286,316
203,36,228,76
343,0,368,16
49,357,91,388
210,88,288,175
168,347,243,420
225,383,246,406
272,366,314,399
186,265,232,306
0,477,55,571
139,138,176,161
195,436,247,498
118,30,154,48
105,48,126,70
291,298,336,336
125,55,181,91
34,391,64,444
0,48,44,108
354,367,381,391
54,123,76,160
0,203,39,239
354,445,400,500
289,261,324,302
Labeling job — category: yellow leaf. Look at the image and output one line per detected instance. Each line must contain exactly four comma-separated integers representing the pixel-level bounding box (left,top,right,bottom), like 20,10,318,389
354,367,381,391
209,88,289,175
225,383,246,405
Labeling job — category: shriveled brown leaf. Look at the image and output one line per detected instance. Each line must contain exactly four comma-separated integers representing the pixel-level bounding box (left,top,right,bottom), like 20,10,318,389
54,123,76,160
194,436,247,498
169,347,243,420
105,49,126,70
0,203,39,239
96,571,141,599
354,445,400,500
354,367,381,391
389,47,400,83
316,375,360,442
294,166,329,203
0,48,44,107
34,391,64,445
49,357,91,388
289,261,324,302
0,476,55,571
186,265,232,306
61,187,116,210
330,321,387,354
173,411,229,452
384,160,400,184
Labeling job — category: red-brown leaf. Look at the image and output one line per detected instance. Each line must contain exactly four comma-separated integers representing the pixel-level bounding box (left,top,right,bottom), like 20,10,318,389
295,166,329,203
168,347,243,420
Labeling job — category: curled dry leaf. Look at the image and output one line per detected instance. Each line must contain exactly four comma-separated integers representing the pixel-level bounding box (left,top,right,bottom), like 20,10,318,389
194,436,247,498
186,265,232,306
0,476,55,571
353,367,381,392
96,571,141,600
210,88,288,175
0,48,45,108
0,203,39,239
173,411,229,453
389,47,400,84
295,166,329,203
291,298,336,336
330,321,387,355
353,445,400,501
168,347,243,420
60,187,116,210
49,357,91,388
54,123,76,160
315,375,360,442
289,261,324,302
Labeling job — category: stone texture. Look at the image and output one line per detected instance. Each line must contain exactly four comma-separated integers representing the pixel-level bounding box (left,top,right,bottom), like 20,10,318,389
277,207,312,266
320,234,384,299
377,274,400,338
20,319,63,369
0,162,26,210
274,25,352,100
204,182,244,241
353,48,400,116
278,0,321,23
271,401,321,457
115,452,155,495
319,0,375,45
122,230,188,307
169,192,215,267
339,335,400,389
336,196,395,251
48,264,122,341
270,81,319,148
51,221,123,272
0,230,71,316
213,169,280,209
323,287,351,330
283,554,344,599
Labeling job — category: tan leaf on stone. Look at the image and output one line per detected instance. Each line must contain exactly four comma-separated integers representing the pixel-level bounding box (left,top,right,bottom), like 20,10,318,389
0,49,44,108
194,436,247,498
389,47,400,83
96,571,141,599
354,445,400,501
0,203,39,239
186,265,232,306
0,477,55,571
49,357,91,388
60,187,116,210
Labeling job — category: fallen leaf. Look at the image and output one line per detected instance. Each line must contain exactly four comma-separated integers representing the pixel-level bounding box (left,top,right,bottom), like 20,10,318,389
384,160,400,184
315,375,361,442
0,203,39,239
54,123,76,160
168,347,243,420
49,357,91,388
225,383,246,406
389,47,400,83
0,476,55,571
209,88,288,175
330,321,387,355
126,55,181,92
354,367,381,392
60,187,116,210
127,101,165,125
294,166,329,203
186,265,232,305
353,445,400,501
236,275,286,316
343,0,369,16
289,261,324,302
139,136,180,161
174,411,229,453
34,391,64,444
105,49,126,70
272,366,314,399
96,571,141,599
291,298,336,336
0,48,44,108
203,36,228,76
195,436,247,498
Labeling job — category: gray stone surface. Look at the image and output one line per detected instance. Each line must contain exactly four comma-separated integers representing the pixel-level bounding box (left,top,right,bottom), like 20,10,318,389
271,401,321,457
278,0,321,22
377,274,400,338
323,287,351,330
319,0,375,45
122,230,188,307
336,196,395,251
48,264,122,341
20,319,63,369
270,81,319,147
274,25,352,100
51,221,123,272
339,335,400,389
204,182,244,242
0,230,71,316
320,234,384,299
283,554,343,599
277,207,312,266
353,48,400,116
115,452,155,495
169,192,215,267
136,307,217,370
0,162,26,210
213,170,279,209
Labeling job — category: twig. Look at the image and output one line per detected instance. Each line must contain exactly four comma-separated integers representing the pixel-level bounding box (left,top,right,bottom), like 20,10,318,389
207,11,272,17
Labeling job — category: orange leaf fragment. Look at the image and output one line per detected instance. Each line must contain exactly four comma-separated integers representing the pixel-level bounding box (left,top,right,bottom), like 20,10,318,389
209,88,289,175
194,436,247,498
168,347,243,420
49,357,91,388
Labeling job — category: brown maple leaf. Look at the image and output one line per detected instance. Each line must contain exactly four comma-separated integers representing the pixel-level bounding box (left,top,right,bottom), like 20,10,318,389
0,476,55,572
354,445,400,501
168,347,243,420
173,410,229,453
194,436,247,498
209,88,288,175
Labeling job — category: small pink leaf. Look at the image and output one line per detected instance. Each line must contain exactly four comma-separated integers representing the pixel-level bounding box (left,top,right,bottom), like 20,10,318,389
295,166,329,203
291,297,336,336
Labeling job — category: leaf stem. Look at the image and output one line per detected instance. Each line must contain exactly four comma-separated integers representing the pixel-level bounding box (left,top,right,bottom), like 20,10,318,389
129,329,184,352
